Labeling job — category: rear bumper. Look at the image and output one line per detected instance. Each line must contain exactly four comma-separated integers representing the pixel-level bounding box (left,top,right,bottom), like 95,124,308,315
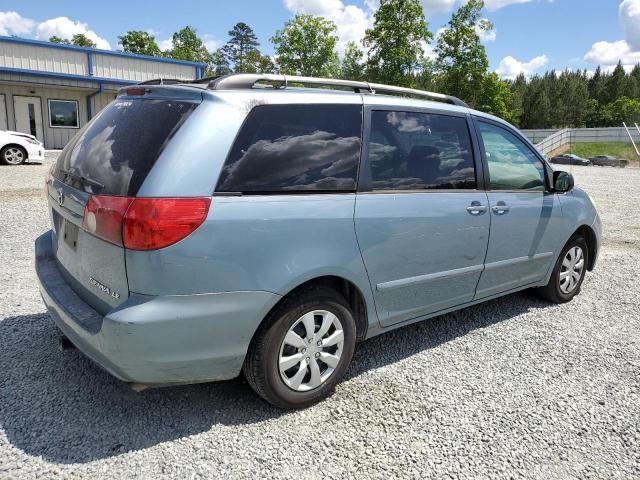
35,231,281,385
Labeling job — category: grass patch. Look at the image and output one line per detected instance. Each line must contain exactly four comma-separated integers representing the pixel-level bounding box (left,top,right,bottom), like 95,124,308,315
570,143,639,162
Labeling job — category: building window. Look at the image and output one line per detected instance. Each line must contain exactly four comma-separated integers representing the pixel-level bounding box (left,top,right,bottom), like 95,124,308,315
48,100,79,128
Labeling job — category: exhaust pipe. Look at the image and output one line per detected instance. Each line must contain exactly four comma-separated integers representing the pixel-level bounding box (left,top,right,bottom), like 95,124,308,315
57,334,76,351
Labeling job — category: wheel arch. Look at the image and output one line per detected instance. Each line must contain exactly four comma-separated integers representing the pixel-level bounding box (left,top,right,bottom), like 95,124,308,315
260,275,370,343
1,143,28,158
573,224,597,271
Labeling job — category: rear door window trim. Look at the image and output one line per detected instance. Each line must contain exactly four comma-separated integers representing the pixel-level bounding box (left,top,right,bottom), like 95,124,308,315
357,105,483,193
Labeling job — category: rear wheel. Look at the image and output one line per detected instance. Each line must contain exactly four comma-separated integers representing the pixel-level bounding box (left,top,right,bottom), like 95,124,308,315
243,286,356,409
0,146,27,165
536,236,588,303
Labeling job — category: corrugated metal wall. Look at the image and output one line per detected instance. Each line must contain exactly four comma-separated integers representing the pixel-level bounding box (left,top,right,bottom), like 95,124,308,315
0,82,88,148
0,42,87,75
0,40,198,82
93,54,196,82
90,91,117,116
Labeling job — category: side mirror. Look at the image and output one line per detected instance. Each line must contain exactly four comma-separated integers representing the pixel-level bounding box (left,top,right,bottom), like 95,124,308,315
553,171,574,193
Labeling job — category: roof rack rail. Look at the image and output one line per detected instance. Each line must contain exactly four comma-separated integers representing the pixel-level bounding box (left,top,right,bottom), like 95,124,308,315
206,73,469,108
138,78,186,85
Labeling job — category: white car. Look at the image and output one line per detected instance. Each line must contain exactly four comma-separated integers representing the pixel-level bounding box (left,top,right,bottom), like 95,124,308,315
0,130,45,165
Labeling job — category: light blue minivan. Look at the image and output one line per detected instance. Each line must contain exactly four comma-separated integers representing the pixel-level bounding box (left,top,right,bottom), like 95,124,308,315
36,74,601,408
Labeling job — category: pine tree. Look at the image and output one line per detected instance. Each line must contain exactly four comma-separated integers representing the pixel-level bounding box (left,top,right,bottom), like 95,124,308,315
223,22,260,72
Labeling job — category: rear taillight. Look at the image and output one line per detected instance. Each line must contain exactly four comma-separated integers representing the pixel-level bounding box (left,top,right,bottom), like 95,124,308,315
83,195,133,247
123,198,211,250
83,196,211,250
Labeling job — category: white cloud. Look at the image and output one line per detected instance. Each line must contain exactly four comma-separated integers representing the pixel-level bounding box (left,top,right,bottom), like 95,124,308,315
495,54,549,79
478,28,497,42
620,0,640,50
584,39,640,66
158,38,173,51
584,0,640,68
35,16,111,49
202,34,221,53
0,11,35,36
483,0,532,10
419,0,547,14
283,0,373,56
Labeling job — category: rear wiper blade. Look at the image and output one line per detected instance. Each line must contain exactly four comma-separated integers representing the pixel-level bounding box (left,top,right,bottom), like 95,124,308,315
61,168,105,190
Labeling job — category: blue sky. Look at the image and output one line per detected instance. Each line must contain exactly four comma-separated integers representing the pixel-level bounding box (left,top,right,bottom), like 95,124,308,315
0,0,637,79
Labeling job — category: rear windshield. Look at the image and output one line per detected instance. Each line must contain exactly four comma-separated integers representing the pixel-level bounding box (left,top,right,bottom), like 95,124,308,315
53,98,198,196
216,104,362,193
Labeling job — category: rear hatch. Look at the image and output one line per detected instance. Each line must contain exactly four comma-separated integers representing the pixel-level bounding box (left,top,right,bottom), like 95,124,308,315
46,87,202,315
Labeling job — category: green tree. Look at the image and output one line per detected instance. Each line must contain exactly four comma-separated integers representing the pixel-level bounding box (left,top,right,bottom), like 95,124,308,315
606,61,628,103
478,72,513,121
70,34,97,48
271,15,339,77
628,64,640,99
520,76,552,128
340,41,365,80
244,50,276,74
588,66,608,104
223,22,260,72
166,26,212,63
208,48,232,76
602,96,640,125
49,34,96,48
509,73,527,127
118,31,161,56
363,0,432,87
49,36,70,45
435,0,492,107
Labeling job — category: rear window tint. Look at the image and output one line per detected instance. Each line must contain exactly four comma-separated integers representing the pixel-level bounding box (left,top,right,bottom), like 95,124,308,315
216,104,362,193
368,111,476,191
53,98,198,196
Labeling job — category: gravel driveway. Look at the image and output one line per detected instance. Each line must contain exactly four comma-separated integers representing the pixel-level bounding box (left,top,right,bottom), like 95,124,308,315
0,160,638,479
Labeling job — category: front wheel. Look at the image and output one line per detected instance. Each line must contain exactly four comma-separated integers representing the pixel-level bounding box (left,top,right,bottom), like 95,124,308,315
0,146,27,165
536,236,588,303
243,286,356,409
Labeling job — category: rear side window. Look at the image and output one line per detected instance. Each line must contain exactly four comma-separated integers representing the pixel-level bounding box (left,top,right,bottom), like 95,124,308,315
368,110,476,191
216,104,362,193
53,98,198,196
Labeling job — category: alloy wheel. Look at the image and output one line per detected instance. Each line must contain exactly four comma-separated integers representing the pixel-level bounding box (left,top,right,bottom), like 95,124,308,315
3,147,25,165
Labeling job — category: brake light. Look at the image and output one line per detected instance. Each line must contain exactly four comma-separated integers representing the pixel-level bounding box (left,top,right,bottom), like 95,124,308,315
121,87,147,96
83,196,211,250
83,195,133,247
123,198,211,250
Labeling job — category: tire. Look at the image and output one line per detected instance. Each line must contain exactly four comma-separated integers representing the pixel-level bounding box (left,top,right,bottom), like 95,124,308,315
243,286,356,409
0,145,27,165
536,235,588,303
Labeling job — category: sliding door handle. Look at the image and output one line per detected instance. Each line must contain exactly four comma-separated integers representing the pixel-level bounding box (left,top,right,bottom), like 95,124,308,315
492,202,510,215
466,204,488,215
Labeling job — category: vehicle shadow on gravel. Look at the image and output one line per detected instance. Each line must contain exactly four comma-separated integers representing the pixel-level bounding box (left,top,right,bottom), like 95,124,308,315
0,291,550,464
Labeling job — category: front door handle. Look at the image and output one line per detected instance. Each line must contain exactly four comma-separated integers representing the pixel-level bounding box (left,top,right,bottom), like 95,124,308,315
492,202,510,215
466,203,488,215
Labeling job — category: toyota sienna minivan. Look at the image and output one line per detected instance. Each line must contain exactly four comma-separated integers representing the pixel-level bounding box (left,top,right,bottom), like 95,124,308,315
36,73,601,409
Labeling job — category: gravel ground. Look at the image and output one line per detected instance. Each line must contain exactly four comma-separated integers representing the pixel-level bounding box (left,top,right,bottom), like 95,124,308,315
0,159,638,480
